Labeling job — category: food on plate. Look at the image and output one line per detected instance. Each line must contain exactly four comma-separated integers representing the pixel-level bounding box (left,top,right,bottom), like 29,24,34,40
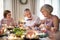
38,32,48,38
8,34,21,39
26,30,37,39
39,24,47,33
41,27,47,33
13,28,25,38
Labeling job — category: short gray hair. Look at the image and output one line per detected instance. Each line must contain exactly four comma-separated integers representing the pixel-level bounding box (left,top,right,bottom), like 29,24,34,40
41,4,53,13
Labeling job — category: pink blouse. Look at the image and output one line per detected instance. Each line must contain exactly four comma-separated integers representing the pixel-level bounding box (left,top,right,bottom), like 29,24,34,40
1,18,16,26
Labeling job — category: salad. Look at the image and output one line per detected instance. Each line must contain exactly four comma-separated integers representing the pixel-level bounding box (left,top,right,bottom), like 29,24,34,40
13,28,25,38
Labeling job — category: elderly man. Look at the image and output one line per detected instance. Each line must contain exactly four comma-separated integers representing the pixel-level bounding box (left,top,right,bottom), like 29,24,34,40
24,8,40,28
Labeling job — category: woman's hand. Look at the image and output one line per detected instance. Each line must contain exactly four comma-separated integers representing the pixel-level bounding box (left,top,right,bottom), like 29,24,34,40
0,27,5,35
51,27,58,33
45,26,51,30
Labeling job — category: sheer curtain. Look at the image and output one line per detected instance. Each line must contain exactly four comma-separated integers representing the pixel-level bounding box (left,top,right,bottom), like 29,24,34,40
35,0,60,20
0,0,4,20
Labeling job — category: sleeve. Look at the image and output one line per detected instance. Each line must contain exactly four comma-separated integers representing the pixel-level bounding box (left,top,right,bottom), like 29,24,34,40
11,18,17,26
1,19,3,24
35,17,41,25
0,19,3,28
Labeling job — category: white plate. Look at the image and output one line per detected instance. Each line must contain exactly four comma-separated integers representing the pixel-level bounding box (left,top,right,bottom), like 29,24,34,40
8,37,21,40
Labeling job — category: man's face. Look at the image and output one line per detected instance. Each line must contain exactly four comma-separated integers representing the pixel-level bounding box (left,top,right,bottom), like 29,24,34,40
24,11,31,18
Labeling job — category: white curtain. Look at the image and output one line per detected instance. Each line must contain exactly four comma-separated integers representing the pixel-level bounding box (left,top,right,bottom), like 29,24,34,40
0,0,4,20
35,0,60,20
12,0,20,23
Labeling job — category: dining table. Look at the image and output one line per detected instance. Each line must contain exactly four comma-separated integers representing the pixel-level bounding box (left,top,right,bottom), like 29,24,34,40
0,29,53,40
0,25,55,40
0,36,51,40
0,30,52,40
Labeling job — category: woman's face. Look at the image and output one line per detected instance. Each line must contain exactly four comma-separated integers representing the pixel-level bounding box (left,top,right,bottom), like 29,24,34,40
6,13,11,19
41,8,50,17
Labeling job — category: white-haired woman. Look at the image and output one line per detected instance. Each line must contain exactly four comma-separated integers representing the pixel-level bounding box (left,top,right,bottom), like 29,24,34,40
40,4,59,32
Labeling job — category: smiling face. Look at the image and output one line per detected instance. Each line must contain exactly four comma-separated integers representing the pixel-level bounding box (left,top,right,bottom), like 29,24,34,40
40,4,53,17
6,13,11,19
41,8,50,17
4,10,12,19
24,11,32,18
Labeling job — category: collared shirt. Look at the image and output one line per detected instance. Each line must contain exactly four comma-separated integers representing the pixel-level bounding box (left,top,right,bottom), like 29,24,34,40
25,15,40,27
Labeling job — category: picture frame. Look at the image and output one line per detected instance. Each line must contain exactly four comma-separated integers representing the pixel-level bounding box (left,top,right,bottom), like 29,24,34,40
19,0,28,5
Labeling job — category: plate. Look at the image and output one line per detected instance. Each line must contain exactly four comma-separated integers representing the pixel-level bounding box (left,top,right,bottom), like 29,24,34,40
24,37,39,40
0,34,8,37
38,33,48,38
8,37,21,40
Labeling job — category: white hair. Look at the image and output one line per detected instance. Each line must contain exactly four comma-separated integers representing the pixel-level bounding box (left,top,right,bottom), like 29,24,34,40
41,4,53,13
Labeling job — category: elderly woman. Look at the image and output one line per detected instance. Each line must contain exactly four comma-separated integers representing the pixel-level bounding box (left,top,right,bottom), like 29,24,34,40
0,10,16,26
40,4,59,32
